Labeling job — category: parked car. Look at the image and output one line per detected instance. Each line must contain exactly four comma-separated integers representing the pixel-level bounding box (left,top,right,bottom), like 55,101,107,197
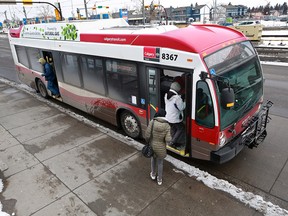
217,21,233,26
238,20,260,25
280,16,288,22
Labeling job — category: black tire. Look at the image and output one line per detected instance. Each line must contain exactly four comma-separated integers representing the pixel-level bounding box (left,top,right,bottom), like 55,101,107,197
37,79,48,98
120,111,141,139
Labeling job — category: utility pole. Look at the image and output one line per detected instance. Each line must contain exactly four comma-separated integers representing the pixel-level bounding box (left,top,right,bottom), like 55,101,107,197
142,0,145,25
70,0,74,17
84,0,88,19
23,6,27,19
4,10,7,20
213,0,217,22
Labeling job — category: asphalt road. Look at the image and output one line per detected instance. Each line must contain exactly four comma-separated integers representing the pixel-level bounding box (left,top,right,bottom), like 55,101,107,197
0,35,19,83
262,63,288,118
1,35,288,212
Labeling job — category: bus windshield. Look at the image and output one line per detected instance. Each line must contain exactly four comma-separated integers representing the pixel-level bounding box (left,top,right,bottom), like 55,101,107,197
204,41,263,130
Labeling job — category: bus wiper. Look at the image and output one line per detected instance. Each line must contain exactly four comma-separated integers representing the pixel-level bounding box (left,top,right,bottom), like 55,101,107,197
241,98,253,115
235,86,250,94
237,98,252,113
235,76,261,95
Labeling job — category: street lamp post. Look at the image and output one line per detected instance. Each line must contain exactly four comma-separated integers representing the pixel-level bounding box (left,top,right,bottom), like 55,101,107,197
213,0,217,22
23,6,27,19
83,0,88,19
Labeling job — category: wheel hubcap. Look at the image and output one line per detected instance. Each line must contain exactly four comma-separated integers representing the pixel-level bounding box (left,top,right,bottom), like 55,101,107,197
124,115,138,134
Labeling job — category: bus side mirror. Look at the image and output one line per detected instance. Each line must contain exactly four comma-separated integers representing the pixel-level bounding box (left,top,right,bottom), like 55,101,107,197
221,88,235,109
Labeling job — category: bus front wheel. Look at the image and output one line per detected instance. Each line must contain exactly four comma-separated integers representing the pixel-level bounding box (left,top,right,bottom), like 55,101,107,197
37,79,48,98
120,111,141,139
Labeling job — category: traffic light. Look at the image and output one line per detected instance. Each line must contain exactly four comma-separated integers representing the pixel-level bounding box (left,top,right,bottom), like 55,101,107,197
145,4,159,9
54,9,61,21
23,0,32,6
76,8,81,20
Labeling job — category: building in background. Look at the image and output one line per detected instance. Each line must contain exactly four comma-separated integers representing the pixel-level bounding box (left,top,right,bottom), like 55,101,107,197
1,3,249,26
222,4,248,18
111,3,247,25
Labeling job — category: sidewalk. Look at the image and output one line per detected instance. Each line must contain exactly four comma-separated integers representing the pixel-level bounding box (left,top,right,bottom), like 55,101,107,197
0,81,280,216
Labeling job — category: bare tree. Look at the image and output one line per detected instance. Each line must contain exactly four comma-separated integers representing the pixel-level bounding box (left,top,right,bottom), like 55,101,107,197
14,6,33,20
131,0,145,24
7,7,20,25
132,0,143,11
37,5,53,21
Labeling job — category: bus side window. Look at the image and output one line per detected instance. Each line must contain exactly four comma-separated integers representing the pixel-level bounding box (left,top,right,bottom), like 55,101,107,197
15,46,29,68
80,56,105,95
61,53,82,87
26,47,42,72
106,59,139,105
196,81,215,128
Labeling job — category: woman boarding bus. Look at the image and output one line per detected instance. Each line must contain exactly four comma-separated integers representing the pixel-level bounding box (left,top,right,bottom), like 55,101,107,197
8,18,272,163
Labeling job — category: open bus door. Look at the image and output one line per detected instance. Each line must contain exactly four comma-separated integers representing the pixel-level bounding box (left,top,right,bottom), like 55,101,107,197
42,51,58,86
36,51,61,99
146,67,192,157
44,51,59,90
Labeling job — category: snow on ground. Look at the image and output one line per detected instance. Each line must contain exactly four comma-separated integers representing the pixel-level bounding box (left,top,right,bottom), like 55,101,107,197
0,77,288,216
0,180,10,216
259,20,288,28
261,61,288,66
0,34,8,39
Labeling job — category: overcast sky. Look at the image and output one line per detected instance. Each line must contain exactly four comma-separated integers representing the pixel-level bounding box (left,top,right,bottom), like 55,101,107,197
0,0,287,21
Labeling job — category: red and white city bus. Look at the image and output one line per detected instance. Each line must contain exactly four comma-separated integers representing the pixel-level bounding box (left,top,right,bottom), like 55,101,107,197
8,18,272,163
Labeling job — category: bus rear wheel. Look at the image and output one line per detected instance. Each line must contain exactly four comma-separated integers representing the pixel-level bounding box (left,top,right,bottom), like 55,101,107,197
37,79,48,98
120,111,141,139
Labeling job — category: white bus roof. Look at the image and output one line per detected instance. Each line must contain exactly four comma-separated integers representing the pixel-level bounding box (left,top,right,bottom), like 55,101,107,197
9,19,246,54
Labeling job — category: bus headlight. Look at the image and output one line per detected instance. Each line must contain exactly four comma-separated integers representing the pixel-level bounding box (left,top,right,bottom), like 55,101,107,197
219,132,226,147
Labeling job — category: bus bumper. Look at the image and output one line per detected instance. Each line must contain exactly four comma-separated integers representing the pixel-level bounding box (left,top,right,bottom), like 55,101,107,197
210,135,245,164
210,100,273,164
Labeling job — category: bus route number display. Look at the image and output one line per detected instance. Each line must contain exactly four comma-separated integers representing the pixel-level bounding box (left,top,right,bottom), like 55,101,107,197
162,53,178,61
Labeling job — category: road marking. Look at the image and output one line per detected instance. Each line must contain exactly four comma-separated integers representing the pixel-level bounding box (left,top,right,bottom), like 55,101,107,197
0,34,8,38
